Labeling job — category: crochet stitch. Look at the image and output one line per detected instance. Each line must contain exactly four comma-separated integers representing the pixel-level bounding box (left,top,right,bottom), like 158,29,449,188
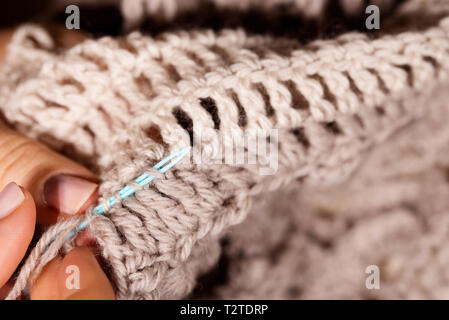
1,0,449,299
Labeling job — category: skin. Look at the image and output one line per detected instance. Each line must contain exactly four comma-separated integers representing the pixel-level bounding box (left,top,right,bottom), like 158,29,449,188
0,26,115,300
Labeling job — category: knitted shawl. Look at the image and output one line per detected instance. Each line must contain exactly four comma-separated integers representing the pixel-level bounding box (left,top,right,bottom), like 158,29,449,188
1,0,449,299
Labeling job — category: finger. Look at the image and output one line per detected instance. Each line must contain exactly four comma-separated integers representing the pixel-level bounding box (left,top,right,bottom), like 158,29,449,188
57,247,115,300
0,126,99,225
26,256,61,300
30,247,115,300
0,183,36,287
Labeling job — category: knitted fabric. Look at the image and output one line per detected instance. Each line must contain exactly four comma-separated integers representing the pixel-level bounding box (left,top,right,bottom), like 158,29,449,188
1,0,449,299
203,82,449,299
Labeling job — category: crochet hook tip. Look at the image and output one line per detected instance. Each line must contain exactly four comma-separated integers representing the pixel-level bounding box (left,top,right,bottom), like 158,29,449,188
158,146,191,173
174,146,191,164
178,146,191,157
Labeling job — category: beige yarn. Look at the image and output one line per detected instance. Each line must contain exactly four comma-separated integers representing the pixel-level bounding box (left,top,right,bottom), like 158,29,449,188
204,82,449,299
1,0,449,299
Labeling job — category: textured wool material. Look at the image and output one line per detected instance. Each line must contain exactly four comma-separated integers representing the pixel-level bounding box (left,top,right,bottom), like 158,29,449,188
0,0,449,299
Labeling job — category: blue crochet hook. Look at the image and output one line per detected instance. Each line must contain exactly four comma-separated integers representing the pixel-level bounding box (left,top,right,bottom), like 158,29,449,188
61,146,191,243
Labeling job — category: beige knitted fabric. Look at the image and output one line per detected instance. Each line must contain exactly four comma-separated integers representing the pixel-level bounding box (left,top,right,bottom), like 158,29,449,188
199,82,449,299
1,0,449,299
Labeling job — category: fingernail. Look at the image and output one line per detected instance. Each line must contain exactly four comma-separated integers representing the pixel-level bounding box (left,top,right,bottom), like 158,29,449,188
43,175,98,215
0,182,25,219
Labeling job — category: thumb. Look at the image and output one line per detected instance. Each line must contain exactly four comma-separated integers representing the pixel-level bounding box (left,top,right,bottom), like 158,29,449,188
0,125,98,225
0,183,36,288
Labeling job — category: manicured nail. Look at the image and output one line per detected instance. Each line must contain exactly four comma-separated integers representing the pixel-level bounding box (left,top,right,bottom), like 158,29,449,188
0,182,25,219
43,175,98,215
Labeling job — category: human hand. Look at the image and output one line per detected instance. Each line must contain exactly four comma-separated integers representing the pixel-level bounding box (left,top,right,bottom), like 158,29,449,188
0,27,115,300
